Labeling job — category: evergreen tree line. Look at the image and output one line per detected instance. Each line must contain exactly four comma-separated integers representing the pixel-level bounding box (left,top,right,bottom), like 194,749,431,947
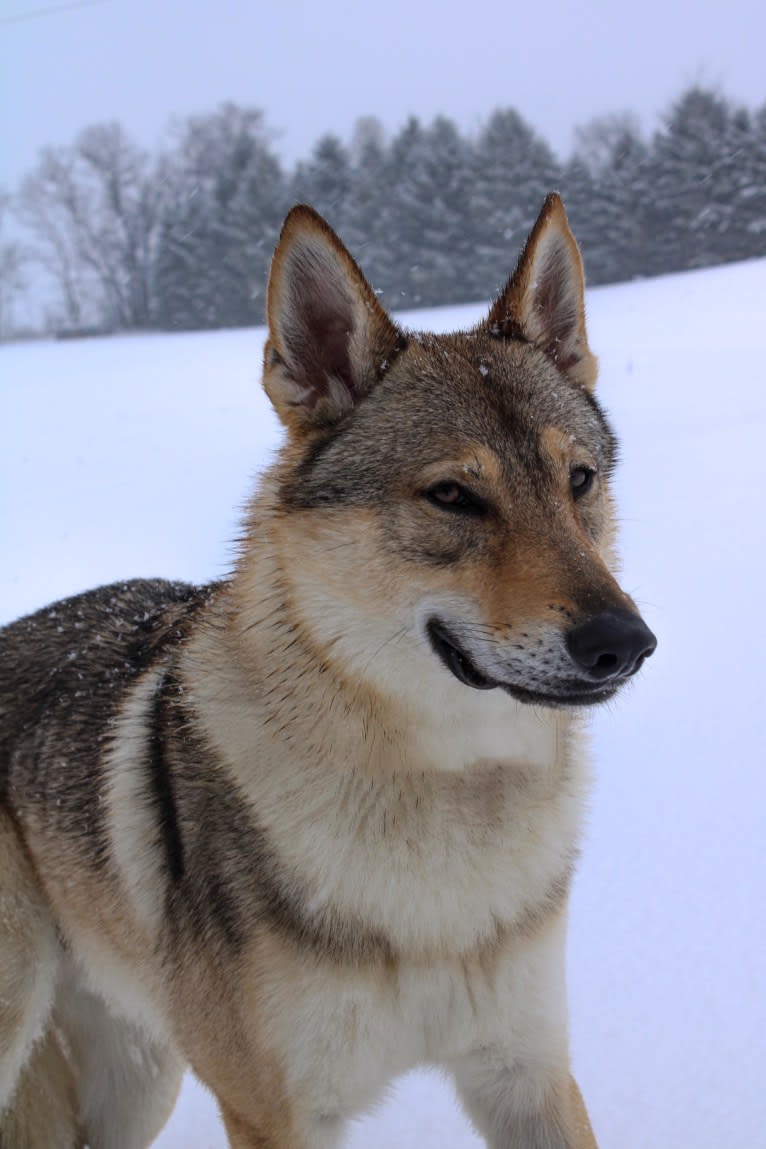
4,85,766,335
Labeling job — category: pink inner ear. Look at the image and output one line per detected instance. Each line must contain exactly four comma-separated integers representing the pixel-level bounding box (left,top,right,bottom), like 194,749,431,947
280,254,357,403
302,303,355,395
535,241,579,349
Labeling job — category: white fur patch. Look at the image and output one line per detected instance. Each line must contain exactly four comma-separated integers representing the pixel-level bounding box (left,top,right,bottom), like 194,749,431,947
104,664,168,937
56,957,182,1149
257,915,569,1123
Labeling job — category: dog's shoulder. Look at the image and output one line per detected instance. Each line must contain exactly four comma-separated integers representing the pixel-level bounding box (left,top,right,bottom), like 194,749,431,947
0,579,214,801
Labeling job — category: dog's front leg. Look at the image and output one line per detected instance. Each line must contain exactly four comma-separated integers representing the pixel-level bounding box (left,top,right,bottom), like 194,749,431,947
450,1051,597,1149
567,1075,599,1149
447,917,598,1149
219,1099,346,1149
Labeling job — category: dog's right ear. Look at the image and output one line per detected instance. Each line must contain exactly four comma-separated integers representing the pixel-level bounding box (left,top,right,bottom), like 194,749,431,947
485,193,597,391
263,206,403,433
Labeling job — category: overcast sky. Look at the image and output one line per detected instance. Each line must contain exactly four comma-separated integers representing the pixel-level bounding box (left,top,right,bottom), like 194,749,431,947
1,0,764,188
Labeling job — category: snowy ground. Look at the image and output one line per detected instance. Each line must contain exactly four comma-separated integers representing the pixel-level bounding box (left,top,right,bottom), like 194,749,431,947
2,259,765,1148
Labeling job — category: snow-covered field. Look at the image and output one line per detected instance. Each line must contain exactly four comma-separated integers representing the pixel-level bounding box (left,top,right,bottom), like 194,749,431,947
2,258,765,1148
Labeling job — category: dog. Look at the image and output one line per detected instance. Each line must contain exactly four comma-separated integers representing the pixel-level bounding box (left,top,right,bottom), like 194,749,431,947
0,194,655,1148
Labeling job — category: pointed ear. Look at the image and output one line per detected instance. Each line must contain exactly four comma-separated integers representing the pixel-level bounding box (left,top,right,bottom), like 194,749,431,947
263,205,403,432
485,193,597,391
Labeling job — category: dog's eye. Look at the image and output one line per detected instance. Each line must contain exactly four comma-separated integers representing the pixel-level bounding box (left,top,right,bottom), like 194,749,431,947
425,482,486,515
570,466,596,498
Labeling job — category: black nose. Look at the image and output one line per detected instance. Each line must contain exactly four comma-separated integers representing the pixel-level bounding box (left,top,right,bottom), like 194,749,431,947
565,609,657,680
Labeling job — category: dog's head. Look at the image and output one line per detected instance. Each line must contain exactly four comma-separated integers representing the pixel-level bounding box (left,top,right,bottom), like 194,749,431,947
257,197,655,712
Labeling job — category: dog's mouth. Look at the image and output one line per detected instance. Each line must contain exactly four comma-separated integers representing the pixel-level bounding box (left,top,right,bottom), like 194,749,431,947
426,617,621,708
503,681,619,708
426,618,497,691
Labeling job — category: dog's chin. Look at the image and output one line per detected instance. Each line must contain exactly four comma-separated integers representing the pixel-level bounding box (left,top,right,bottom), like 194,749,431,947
426,618,620,709
501,682,619,709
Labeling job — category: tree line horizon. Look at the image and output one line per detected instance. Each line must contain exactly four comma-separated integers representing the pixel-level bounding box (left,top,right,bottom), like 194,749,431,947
1,83,765,338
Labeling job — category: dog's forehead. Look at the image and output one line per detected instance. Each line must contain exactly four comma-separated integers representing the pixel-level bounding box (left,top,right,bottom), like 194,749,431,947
386,330,605,453
286,330,615,510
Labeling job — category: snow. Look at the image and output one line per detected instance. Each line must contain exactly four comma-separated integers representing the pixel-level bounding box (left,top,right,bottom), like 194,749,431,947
2,258,765,1147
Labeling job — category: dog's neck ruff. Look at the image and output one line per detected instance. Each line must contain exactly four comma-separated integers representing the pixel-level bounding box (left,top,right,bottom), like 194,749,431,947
178,538,587,959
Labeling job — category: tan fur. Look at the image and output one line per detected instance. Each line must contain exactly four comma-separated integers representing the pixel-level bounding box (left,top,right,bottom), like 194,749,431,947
0,196,657,1146
0,813,62,1128
0,1023,82,1149
486,193,598,391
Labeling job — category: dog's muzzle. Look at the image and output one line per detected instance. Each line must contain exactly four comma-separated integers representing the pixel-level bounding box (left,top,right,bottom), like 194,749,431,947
426,609,656,708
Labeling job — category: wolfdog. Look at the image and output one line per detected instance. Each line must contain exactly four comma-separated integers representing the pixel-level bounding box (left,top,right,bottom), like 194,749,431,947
0,195,655,1148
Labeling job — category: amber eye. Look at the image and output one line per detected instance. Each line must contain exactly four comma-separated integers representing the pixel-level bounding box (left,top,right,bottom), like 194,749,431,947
570,466,596,498
425,482,487,515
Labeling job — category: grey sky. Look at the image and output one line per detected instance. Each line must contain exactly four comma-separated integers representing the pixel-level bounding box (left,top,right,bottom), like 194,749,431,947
1,0,764,188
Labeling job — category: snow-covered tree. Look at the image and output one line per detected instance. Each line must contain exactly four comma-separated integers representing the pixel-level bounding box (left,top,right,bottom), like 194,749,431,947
365,115,477,307
339,118,389,291
0,189,30,339
154,104,286,330
569,114,651,283
732,101,766,260
470,108,560,300
10,84,766,334
16,124,159,330
290,134,353,234
648,88,750,274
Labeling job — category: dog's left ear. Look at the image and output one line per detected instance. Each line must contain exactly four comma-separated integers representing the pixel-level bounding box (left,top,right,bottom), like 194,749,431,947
263,205,403,433
485,193,597,391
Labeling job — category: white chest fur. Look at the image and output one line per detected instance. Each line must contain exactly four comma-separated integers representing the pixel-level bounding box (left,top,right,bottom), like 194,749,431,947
286,763,581,955
190,608,587,955
229,687,586,957
254,910,570,1124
